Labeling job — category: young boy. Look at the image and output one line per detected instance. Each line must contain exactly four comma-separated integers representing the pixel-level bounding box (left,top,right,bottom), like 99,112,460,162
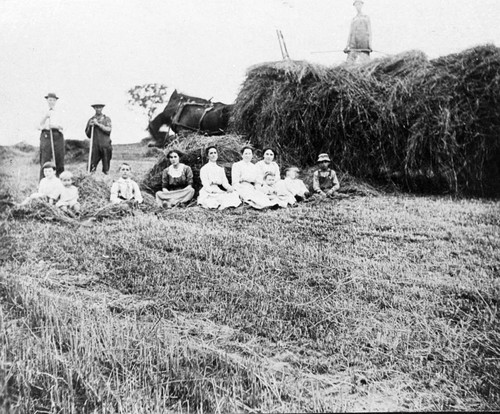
277,166,310,202
312,153,340,197
20,161,63,205
110,163,143,204
56,171,80,216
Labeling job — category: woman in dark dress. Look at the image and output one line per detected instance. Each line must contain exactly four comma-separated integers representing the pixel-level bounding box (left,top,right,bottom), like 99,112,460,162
155,150,195,208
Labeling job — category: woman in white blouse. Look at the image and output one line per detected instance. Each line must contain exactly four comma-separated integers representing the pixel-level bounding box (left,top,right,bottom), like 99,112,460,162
197,146,241,210
231,146,277,210
255,148,281,184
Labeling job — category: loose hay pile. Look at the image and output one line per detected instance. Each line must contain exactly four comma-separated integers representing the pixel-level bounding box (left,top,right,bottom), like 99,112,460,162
232,45,500,196
142,134,249,194
11,198,79,224
11,172,160,223
73,173,159,219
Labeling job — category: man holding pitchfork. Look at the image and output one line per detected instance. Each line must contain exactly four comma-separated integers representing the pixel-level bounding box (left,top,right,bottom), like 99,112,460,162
344,0,372,64
85,103,112,174
39,92,65,179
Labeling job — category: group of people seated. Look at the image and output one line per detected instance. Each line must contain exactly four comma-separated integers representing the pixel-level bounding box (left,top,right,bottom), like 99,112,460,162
155,146,340,210
20,146,340,215
20,161,144,215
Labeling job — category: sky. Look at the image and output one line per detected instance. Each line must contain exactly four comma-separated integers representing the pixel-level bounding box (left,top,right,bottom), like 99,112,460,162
0,0,499,146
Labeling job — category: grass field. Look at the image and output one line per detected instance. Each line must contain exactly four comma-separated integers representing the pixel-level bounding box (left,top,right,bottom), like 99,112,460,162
0,145,499,413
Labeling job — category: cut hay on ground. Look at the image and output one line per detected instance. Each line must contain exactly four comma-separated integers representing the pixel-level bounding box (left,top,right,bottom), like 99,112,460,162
10,172,160,223
142,134,249,194
232,45,500,196
10,198,79,224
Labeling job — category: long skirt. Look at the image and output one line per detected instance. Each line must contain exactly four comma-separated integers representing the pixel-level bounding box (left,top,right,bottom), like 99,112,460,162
236,183,276,210
197,187,241,210
156,186,195,207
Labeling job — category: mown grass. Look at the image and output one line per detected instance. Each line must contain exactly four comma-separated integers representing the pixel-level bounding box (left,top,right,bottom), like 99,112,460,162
0,147,499,412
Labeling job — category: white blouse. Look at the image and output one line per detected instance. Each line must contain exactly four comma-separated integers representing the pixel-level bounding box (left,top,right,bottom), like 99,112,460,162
231,160,261,187
255,160,280,182
40,108,64,130
200,162,230,189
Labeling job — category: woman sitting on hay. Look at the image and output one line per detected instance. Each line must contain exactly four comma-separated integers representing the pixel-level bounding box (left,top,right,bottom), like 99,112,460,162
197,146,241,210
232,146,278,210
155,150,195,209
255,148,281,183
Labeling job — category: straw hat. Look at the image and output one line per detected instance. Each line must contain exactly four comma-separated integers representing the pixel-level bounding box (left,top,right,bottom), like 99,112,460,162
317,153,331,163
45,93,59,100
91,103,105,108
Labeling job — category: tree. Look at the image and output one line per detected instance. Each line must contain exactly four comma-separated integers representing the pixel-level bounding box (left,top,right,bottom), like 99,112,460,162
127,83,169,121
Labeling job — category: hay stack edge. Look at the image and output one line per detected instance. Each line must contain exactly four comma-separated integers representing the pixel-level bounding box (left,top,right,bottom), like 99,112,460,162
231,45,500,196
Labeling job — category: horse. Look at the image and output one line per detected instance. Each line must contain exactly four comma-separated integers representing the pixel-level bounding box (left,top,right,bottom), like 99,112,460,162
147,89,233,147
171,102,233,135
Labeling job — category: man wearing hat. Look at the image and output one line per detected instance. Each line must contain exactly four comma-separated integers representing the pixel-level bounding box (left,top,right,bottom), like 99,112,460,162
38,93,65,179
312,153,340,197
85,103,112,174
344,0,372,64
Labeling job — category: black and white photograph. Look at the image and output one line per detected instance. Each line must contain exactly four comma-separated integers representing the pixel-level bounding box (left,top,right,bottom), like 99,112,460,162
0,0,499,412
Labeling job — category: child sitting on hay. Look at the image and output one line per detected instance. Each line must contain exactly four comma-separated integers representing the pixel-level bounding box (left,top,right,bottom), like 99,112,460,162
277,166,310,202
312,153,340,197
258,171,292,208
20,161,63,206
110,163,143,205
56,171,80,216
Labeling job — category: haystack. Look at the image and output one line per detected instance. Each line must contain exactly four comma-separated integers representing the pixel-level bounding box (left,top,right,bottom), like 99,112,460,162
232,45,500,196
71,172,159,219
142,134,249,194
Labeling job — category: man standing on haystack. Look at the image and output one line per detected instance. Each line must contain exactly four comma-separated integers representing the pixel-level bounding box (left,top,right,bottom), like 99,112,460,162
39,93,65,179
85,103,112,174
344,0,372,64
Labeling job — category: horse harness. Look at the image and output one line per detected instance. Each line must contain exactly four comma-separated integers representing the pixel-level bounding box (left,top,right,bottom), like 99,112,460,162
171,102,218,133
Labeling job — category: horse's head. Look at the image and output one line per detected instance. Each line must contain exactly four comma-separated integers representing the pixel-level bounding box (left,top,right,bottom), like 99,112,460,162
160,89,180,124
